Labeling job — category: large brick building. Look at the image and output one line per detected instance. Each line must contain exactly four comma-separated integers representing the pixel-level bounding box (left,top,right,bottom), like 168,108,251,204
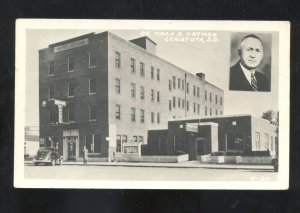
39,31,224,161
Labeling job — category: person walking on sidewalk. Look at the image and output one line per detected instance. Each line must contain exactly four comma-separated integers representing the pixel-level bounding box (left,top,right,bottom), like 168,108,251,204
82,146,89,165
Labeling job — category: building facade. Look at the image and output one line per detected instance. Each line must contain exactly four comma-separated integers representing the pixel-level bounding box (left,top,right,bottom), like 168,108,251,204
147,115,277,160
39,31,224,161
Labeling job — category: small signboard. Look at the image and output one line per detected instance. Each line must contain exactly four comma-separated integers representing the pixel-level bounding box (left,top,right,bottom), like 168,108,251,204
185,123,198,133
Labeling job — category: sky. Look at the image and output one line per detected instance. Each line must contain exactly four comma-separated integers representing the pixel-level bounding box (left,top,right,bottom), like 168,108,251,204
25,29,279,126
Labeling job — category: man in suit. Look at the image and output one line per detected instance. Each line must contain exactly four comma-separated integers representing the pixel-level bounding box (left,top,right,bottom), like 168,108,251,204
229,34,270,91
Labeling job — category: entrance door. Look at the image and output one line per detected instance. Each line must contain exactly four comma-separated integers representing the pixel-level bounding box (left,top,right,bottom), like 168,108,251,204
63,129,79,161
68,141,76,160
196,138,205,155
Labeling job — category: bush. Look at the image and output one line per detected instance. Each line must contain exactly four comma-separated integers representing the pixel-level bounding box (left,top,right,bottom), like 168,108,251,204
211,151,242,156
241,150,271,157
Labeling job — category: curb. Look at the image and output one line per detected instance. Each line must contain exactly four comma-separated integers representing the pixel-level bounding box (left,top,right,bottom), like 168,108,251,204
32,162,273,170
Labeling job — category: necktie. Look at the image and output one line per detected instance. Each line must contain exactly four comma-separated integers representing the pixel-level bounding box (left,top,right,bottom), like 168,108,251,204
251,73,258,91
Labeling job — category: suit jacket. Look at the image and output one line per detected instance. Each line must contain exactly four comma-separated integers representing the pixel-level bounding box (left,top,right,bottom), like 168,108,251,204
229,62,270,92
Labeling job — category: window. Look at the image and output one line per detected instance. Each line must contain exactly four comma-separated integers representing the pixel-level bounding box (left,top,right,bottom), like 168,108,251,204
193,102,196,113
173,76,176,89
182,99,185,108
115,78,121,94
140,109,145,123
122,135,127,144
178,97,181,108
133,136,138,143
131,83,136,98
151,112,155,123
89,78,96,94
130,58,135,73
205,90,207,101
182,79,185,91
210,92,212,102
220,110,223,115
255,132,261,150
210,107,212,116
197,104,200,114
49,61,54,75
186,82,189,93
86,135,101,153
215,95,218,104
140,62,145,76
138,136,144,143
169,80,172,91
178,78,181,89
157,91,160,102
151,89,155,102
151,66,154,79
265,133,269,150
216,109,218,115
193,85,196,96
271,136,274,151
197,87,200,97
205,106,207,115
89,104,96,120
157,112,160,123
48,86,54,99
220,97,223,106
131,107,136,122
157,69,160,81
116,104,121,120
116,135,122,153
89,51,96,68
187,101,189,111
173,96,176,108
140,86,145,100
49,109,57,124
68,82,75,97
68,57,75,71
68,106,75,122
115,51,121,68
169,100,172,111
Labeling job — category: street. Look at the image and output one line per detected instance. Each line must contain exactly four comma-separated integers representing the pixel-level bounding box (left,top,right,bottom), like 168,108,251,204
24,163,277,181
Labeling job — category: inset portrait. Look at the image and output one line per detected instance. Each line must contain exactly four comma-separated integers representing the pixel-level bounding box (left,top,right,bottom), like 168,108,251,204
229,33,272,92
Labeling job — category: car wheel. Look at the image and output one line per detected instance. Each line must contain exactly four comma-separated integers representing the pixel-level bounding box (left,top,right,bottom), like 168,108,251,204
59,159,63,166
51,159,55,166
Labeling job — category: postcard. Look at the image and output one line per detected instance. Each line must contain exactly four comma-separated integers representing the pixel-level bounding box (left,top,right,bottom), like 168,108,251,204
15,19,290,189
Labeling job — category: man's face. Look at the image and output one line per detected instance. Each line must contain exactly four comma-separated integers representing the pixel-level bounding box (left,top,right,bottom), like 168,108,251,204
239,37,264,70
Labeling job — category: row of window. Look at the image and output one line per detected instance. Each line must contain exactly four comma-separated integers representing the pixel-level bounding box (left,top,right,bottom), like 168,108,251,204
48,78,96,99
115,51,160,80
116,105,161,124
205,90,223,105
116,79,161,102
48,52,97,75
169,77,200,97
168,98,200,114
116,135,144,153
255,132,275,151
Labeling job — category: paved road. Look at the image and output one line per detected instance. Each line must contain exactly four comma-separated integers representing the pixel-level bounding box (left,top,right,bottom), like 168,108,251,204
24,163,277,181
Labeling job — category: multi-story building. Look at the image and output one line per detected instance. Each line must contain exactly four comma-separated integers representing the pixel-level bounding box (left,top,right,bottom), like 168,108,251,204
39,31,224,161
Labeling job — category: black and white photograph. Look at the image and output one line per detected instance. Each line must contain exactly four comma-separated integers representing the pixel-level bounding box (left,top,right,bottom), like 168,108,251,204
229,32,272,92
14,20,290,189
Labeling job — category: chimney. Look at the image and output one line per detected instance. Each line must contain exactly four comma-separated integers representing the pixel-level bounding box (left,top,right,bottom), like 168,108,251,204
130,36,157,54
196,73,205,82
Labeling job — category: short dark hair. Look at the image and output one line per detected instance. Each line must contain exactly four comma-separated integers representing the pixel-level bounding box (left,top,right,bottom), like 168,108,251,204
240,34,264,48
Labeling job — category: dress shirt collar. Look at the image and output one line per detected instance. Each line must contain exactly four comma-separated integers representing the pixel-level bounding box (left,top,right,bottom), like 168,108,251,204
239,62,256,84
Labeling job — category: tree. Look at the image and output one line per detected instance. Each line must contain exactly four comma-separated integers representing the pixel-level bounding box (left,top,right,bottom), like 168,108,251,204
262,110,279,157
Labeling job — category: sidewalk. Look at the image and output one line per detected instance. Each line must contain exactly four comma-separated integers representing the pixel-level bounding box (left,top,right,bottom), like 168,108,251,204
60,160,273,170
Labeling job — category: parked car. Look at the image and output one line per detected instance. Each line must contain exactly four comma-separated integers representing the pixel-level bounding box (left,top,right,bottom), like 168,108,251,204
33,147,63,166
271,157,278,172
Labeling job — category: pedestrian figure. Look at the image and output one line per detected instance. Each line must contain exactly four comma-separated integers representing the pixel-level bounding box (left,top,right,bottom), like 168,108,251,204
82,146,88,165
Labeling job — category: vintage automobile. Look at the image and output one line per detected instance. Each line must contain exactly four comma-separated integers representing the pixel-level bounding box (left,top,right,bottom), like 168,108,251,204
33,147,63,166
271,157,278,172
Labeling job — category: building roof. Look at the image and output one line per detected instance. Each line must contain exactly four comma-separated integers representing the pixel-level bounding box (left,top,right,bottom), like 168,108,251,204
169,113,274,124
